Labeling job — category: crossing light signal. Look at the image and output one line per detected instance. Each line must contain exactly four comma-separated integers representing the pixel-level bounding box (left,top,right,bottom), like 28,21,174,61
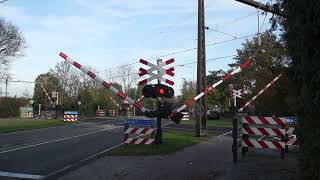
142,84,174,98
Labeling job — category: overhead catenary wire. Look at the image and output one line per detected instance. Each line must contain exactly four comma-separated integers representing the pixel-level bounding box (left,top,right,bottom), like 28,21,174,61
108,54,236,80
108,10,259,71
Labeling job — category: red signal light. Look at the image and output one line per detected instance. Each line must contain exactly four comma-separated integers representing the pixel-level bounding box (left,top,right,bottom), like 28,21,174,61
159,88,165,95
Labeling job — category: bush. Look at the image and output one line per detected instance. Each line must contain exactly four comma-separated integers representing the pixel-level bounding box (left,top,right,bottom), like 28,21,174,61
0,97,28,118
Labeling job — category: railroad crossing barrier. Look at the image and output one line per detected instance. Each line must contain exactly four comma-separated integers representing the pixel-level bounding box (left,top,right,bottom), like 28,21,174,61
64,111,78,122
124,119,156,145
181,112,190,121
25,112,33,118
232,115,298,162
20,107,33,118
96,110,105,117
108,110,118,117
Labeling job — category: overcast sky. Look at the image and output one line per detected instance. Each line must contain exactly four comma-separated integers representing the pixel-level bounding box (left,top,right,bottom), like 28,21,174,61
0,0,273,97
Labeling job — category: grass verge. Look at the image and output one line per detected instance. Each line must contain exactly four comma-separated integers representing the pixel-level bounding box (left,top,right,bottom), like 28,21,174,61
180,118,232,128
107,130,209,156
0,118,73,133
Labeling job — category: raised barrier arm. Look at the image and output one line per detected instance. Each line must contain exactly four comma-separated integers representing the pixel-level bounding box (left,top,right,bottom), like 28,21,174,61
59,52,150,114
239,73,282,112
170,60,252,118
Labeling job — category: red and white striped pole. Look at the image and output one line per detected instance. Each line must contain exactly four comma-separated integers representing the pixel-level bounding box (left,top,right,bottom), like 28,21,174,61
171,60,252,117
39,82,55,108
109,96,122,110
59,52,149,113
239,73,282,112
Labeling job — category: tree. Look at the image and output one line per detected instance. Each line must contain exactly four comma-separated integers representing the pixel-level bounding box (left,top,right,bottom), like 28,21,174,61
33,73,61,110
0,18,25,77
206,70,229,111
179,78,195,105
116,65,138,94
273,1,320,178
230,32,294,115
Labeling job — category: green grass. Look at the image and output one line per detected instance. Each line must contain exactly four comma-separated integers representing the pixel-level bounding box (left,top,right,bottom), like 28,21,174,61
180,118,232,128
107,130,209,156
0,118,74,133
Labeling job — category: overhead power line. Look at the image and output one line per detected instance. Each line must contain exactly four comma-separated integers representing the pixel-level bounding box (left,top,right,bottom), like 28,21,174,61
108,54,235,80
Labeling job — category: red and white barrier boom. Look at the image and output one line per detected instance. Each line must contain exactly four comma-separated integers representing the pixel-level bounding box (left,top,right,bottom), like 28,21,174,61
39,82,55,108
59,52,149,114
171,60,252,117
239,73,282,112
109,96,122,110
127,95,144,110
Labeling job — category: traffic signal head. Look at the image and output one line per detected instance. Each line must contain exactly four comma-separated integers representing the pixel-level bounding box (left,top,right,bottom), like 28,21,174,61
158,101,172,118
142,84,174,98
171,112,184,124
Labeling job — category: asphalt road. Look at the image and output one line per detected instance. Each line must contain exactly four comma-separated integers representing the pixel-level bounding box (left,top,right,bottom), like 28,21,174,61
0,118,231,180
0,119,124,180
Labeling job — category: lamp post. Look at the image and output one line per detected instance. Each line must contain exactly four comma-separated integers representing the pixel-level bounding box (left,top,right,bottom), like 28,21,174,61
78,101,81,118
177,64,195,119
30,99,34,117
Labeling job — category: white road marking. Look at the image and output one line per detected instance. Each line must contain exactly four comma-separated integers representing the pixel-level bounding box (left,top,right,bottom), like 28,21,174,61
0,126,122,154
162,121,173,127
0,171,43,179
218,130,232,137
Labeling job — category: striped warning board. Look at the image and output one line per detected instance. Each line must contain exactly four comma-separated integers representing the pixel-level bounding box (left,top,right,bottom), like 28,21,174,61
181,112,190,121
24,112,33,118
123,127,156,145
242,127,285,136
64,111,78,122
242,115,285,126
123,119,155,145
96,110,105,117
242,139,285,150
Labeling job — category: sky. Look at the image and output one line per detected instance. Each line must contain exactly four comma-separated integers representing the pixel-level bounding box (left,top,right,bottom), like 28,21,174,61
0,0,273,97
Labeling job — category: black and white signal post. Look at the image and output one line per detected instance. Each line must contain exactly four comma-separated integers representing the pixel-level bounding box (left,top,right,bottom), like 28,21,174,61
139,58,175,144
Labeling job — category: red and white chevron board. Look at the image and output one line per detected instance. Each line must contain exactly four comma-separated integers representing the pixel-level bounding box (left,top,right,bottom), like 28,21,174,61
59,52,149,113
285,137,298,146
242,139,285,150
39,82,55,108
124,137,155,144
243,127,285,136
124,127,156,135
242,116,285,126
139,58,175,86
63,115,77,122
239,73,282,112
170,60,252,117
286,127,295,135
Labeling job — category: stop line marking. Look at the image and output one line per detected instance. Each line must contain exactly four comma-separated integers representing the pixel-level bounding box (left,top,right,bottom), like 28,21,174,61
0,125,121,154
0,171,43,179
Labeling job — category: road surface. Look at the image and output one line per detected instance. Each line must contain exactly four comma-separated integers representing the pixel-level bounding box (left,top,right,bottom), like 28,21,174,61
0,119,123,180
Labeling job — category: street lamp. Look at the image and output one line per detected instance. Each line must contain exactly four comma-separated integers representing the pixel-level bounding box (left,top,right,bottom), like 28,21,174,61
30,99,34,116
177,64,195,119
78,101,81,117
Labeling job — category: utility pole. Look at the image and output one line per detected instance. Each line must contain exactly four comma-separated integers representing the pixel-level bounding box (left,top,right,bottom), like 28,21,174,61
5,77,8,97
196,0,208,137
156,59,163,144
234,0,284,17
